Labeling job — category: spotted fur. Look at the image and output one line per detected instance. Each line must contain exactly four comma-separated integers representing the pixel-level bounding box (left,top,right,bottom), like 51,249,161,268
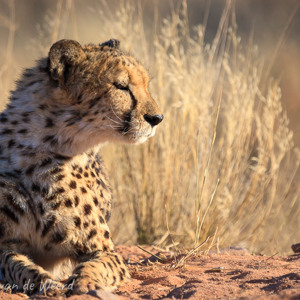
0,39,163,296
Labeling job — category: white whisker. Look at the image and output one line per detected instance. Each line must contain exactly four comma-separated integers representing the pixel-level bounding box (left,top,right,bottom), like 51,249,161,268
110,105,123,122
106,116,122,126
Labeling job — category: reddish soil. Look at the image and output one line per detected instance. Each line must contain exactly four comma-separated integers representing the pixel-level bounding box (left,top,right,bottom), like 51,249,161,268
0,246,299,300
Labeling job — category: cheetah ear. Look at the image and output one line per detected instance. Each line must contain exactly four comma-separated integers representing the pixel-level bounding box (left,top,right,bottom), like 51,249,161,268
99,39,120,49
48,39,86,85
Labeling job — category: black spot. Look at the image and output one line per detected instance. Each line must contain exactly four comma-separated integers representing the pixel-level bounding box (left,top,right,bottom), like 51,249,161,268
0,206,19,223
0,116,8,123
51,201,61,210
104,230,110,239
2,128,13,134
65,113,81,127
105,211,111,221
0,267,6,281
77,94,83,103
51,231,67,244
5,171,18,178
74,196,79,206
40,157,52,167
55,174,65,181
99,215,105,224
42,215,56,236
115,255,121,265
26,165,36,175
10,120,18,125
31,183,41,192
38,104,47,110
107,262,114,271
0,224,5,238
39,62,49,73
22,111,31,117
76,174,82,179
44,244,52,251
88,97,101,109
41,187,49,196
84,172,89,177
74,243,89,257
74,217,81,228
81,187,87,194
5,193,25,215
119,272,124,281
84,204,92,215
17,129,28,134
38,202,45,215
83,222,89,228
46,193,56,202
13,169,22,175
74,265,86,276
69,181,77,189
51,167,63,175
91,171,96,178
54,154,71,161
7,139,15,148
78,167,83,173
43,135,54,143
42,135,58,146
22,117,30,123
93,197,98,206
56,187,65,194
6,104,15,110
64,198,72,207
45,117,54,128
88,229,97,240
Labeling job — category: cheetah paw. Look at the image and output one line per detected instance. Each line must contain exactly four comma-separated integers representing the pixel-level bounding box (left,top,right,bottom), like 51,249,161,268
66,275,105,296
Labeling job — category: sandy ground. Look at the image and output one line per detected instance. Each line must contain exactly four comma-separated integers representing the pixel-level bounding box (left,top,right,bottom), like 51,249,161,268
0,246,299,300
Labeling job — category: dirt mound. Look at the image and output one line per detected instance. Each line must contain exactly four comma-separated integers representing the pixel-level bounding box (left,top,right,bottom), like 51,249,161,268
0,246,299,299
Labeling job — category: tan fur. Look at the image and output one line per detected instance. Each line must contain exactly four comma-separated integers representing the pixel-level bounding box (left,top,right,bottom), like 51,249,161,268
0,39,163,296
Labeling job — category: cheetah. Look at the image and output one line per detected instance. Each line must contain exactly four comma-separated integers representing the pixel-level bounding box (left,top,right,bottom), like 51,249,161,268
0,39,163,296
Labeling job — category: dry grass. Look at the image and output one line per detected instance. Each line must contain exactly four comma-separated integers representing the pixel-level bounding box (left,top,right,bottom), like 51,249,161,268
0,0,299,255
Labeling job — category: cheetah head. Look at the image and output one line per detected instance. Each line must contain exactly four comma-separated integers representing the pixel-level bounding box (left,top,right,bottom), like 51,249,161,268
47,39,163,149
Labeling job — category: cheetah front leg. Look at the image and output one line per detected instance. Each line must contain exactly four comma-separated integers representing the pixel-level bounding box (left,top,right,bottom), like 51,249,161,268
66,250,130,295
0,250,65,296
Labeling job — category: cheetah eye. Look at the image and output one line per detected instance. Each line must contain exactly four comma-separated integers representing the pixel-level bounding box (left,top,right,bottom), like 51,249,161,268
113,82,129,91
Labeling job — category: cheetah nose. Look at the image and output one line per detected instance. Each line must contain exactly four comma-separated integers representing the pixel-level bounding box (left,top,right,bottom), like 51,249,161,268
143,114,164,127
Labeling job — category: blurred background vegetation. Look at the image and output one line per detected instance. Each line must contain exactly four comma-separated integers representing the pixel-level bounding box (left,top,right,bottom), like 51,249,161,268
0,0,299,255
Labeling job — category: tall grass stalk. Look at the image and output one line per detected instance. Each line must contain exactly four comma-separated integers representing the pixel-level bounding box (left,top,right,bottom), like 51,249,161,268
101,1,299,254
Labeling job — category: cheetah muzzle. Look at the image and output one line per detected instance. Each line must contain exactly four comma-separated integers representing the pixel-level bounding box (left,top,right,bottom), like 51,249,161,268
0,39,163,296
